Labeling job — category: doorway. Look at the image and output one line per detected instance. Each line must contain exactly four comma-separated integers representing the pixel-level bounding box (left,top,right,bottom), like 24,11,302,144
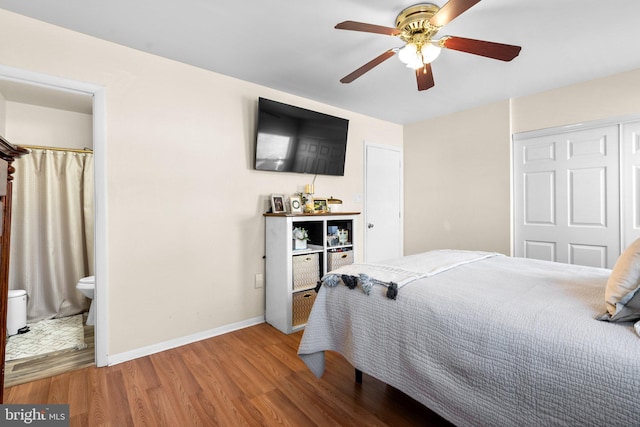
4,145,95,386
364,142,403,262
0,65,107,376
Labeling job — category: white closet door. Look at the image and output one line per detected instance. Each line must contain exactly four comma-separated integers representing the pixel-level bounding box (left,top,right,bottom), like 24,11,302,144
622,121,640,248
514,125,620,268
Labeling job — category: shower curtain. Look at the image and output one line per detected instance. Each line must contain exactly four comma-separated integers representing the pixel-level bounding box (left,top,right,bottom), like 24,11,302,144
9,148,94,322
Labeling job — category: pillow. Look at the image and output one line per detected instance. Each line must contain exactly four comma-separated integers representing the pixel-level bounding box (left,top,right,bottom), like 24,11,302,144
601,238,640,322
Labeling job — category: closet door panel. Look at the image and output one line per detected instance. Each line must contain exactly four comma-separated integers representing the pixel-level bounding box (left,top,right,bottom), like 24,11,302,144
568,167,607,227
524,171,555,225
515,125,619,268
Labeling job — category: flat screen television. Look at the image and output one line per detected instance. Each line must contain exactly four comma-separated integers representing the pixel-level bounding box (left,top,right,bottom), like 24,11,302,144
254,97,349,176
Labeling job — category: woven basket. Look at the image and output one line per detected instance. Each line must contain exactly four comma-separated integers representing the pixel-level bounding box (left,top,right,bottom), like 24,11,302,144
292,290,317,327
327,250,354,271
292,253,320,290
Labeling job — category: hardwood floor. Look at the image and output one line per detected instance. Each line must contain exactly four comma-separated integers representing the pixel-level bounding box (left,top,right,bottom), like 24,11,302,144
3,323,453,426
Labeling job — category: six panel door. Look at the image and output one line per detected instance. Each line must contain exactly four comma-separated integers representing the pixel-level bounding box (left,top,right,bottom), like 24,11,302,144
514,125,620,268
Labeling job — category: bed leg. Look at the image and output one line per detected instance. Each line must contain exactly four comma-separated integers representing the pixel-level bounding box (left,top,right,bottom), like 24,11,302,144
355,368,362,384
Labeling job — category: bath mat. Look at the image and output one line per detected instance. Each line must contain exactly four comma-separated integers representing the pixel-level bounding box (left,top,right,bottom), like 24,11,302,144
5,314,86,361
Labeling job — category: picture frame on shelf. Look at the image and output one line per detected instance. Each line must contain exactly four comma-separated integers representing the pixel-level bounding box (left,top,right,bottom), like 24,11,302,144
270,194,286,213
289,195,303,213
313,198,328,213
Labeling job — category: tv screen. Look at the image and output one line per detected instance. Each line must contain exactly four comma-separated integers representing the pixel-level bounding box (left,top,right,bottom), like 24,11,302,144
254,98,349,176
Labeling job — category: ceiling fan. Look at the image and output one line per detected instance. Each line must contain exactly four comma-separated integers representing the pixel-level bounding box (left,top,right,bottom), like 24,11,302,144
335,0,522,91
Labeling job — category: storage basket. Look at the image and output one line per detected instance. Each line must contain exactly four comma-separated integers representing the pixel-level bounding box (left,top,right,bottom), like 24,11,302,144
327,250,353,271
292,253,320,290
292,290,317,327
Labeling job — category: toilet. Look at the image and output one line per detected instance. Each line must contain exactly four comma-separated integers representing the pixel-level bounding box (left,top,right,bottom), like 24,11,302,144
76,276,95,326
7,289,27,336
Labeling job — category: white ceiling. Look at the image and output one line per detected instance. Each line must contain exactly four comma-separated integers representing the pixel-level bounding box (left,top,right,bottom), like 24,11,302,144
1,0,640,124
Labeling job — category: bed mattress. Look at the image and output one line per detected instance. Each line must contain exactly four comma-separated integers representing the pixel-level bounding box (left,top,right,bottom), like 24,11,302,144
298,253,640,426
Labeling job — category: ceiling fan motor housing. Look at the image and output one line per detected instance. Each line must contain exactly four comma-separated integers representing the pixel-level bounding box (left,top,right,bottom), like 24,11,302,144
395,3,442,45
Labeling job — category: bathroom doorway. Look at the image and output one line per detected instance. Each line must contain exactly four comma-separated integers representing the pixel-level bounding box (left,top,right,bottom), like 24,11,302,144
6,147,94,386
0,67,108,387
1,81,94,385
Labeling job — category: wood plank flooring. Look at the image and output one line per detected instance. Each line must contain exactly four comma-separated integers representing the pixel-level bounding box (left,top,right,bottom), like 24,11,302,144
3,322,453,426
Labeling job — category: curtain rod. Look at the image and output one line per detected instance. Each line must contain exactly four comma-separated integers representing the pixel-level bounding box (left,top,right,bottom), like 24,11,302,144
21,145,93,154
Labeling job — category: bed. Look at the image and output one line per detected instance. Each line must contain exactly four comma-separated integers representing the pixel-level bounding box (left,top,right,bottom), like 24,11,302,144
298,248,640,426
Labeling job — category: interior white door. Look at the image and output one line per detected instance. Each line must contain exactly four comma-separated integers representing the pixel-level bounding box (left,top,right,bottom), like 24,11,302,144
514,125,620,268
364,143,402,263
622,121,640,248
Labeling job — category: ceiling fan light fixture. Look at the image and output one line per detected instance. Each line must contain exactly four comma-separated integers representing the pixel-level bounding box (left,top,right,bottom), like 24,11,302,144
398,41,441,69
398,43,417,63
421,43,441,63
399,43,424,69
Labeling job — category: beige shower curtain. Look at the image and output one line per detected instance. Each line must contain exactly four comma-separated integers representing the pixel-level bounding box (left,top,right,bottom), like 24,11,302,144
9,148,94,322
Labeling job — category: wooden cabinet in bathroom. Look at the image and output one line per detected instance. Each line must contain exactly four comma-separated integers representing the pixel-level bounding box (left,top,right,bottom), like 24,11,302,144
263,212,359,334
0,136,30,402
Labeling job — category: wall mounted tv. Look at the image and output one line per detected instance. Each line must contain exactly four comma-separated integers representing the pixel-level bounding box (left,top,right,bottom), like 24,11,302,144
254,97,349,176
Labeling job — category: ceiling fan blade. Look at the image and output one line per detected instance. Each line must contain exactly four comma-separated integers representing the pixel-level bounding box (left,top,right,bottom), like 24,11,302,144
430,0,481,27
416,64,435,91
441,36,521,61
335,21,401,36
340,49,397,84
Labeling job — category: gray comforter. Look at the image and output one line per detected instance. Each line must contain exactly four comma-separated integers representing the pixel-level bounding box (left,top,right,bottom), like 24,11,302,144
298,252,640,426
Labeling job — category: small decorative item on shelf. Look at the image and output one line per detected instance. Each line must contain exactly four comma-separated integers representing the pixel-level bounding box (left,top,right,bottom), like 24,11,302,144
337,229,349,244
304,200,315,213
270,194,286,213
289,195,303,213
327,197,342,213
292,226,309,250
313,198,328,213
295,191,314,213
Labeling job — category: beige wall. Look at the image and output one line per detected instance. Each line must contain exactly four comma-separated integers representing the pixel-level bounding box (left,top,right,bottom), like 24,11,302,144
404,100,512,256
5,102,93,149
0,10,402,357
511,68,640,133
404,67,640,258
0,92,5,135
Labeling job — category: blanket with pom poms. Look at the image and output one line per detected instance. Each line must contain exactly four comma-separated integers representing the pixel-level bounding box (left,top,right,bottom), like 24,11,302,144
323,273,397,299
320,250,501,299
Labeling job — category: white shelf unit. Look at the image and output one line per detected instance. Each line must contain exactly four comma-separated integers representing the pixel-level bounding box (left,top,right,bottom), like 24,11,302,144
264,213,359,334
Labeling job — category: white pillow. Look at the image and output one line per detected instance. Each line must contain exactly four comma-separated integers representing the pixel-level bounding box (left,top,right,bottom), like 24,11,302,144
603,238,640,322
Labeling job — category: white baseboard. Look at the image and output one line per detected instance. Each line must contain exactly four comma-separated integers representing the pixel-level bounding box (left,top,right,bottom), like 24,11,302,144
106,316,265,366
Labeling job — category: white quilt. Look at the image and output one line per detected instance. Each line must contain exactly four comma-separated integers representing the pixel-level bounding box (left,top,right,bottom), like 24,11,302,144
298,252,640,426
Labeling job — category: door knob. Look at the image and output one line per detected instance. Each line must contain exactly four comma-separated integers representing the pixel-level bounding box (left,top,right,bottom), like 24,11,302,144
367,223,374,229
